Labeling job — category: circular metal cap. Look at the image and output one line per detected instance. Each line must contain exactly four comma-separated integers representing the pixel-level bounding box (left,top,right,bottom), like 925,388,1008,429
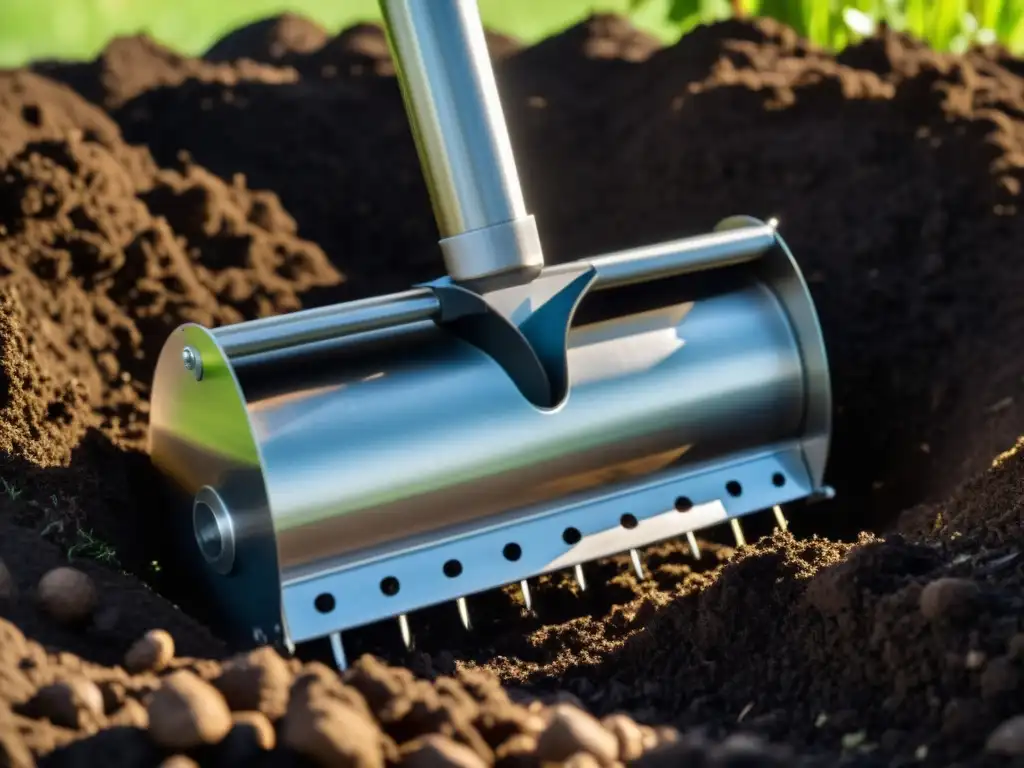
193,486,236,575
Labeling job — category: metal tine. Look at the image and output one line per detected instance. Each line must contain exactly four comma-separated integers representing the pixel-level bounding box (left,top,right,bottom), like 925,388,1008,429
329,631,348,671
520,580,533,611
773,504,789,532
730,518,748,548
628,548,646,580
456,597,472,631
573,564,587,591
686,531,702,560
398,614,412,649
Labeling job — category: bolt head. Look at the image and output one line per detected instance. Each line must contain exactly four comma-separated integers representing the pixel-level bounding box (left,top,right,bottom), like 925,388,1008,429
181,346,203,381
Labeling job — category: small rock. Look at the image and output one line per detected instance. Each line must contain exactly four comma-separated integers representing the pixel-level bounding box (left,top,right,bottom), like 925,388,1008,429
401,734,488,768
159,757,200,768
218,710,277,762
36,567,98,626
918,577,980,621
495,732,537,766
147,670,233,750
601,713,645,761
124,629,175,673
32,677,105,729
536,703,619,764
231,711,276,750
0,558,15,600
281,687,384,768
215,645,294,719
107,697,149,729
986,715,1024,755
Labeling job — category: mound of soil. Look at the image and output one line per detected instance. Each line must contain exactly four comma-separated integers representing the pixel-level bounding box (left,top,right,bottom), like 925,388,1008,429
0,11,1020,767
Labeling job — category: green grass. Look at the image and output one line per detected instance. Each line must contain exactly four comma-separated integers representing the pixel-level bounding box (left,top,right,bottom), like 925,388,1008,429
635,0,1024,53
3,0,1024,73
0,0,678,68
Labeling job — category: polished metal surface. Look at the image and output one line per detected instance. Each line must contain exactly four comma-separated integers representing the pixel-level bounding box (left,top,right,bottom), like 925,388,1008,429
561,222,778,290
380,0,543,281
213,289,440,359
148,214,834,653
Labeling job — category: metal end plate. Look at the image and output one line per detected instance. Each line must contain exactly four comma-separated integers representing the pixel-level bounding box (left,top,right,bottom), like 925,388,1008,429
149,324,288,651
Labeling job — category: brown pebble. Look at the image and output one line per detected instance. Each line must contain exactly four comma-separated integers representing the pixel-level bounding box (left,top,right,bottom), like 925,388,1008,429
282,688,384,768
402,734,488,768
494,733,538,768
107,697,149,729
918,577,980,621
231,711,276,750
32,677,105,729
563,753,602,768
602,714,645,761
36,567,98,626
124,629,175,673
986,715,1024,755
0,558,15,600
159,757,200,768
147,670,233,750
215,645,294,719
536,703,619,764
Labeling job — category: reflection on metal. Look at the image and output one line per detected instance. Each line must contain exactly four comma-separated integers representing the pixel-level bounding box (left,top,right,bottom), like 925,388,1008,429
730,519,748,549
629,549,645,580
147,0,834,665
773,505,789,532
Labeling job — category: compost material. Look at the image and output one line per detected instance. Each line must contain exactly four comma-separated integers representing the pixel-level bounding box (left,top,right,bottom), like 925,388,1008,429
0,12,1021,767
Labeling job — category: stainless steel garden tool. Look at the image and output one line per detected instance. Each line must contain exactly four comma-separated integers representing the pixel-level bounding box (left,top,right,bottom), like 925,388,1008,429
148,0,833,668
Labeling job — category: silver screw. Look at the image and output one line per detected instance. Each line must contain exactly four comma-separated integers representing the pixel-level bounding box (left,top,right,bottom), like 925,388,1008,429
182,346,203,381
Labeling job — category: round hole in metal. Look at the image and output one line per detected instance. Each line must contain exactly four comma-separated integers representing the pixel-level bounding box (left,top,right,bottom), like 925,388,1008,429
562,527,582,545
726,480,743,497
620,513,638,529
314,593,335,614
772,472,786,487
380,576,400,596
443,559,463,578
503,543,522,561
193,501,223,562
675,496,693,512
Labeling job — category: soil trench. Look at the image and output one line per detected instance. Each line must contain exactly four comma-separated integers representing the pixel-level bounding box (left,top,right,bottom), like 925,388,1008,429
0,12,1021,768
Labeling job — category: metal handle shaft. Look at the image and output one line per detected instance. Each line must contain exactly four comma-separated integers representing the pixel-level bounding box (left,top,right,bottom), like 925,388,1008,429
380,0,544,283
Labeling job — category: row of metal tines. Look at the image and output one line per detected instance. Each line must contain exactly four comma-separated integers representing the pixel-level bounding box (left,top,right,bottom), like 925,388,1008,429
327,504,789,669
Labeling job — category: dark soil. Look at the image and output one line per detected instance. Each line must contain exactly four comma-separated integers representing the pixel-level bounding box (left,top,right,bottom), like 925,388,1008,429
0,11,1020,767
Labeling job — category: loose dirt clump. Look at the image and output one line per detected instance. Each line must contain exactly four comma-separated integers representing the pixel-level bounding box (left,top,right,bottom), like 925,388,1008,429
0,10,1022,767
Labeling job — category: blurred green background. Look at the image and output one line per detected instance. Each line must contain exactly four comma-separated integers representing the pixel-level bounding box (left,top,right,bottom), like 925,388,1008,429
2,0,1024,68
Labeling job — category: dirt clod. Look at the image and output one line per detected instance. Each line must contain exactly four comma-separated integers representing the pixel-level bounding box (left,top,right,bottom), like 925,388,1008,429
123,628,175,673
401,733,489,768
535,704,619,764
918,577,981,621
146,670,233,750
213,645,293,720
35,567,98,626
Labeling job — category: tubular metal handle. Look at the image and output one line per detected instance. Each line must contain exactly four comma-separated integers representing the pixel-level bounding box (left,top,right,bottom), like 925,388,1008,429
380,0,544,283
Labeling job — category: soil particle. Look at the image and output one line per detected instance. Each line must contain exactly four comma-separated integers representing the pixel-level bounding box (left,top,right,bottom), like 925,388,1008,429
401,733,489,768
535,704,619,764
986,714,1024,756
146,670,233,750
122,629,175,674
35,568,98,627
918,576,982,621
